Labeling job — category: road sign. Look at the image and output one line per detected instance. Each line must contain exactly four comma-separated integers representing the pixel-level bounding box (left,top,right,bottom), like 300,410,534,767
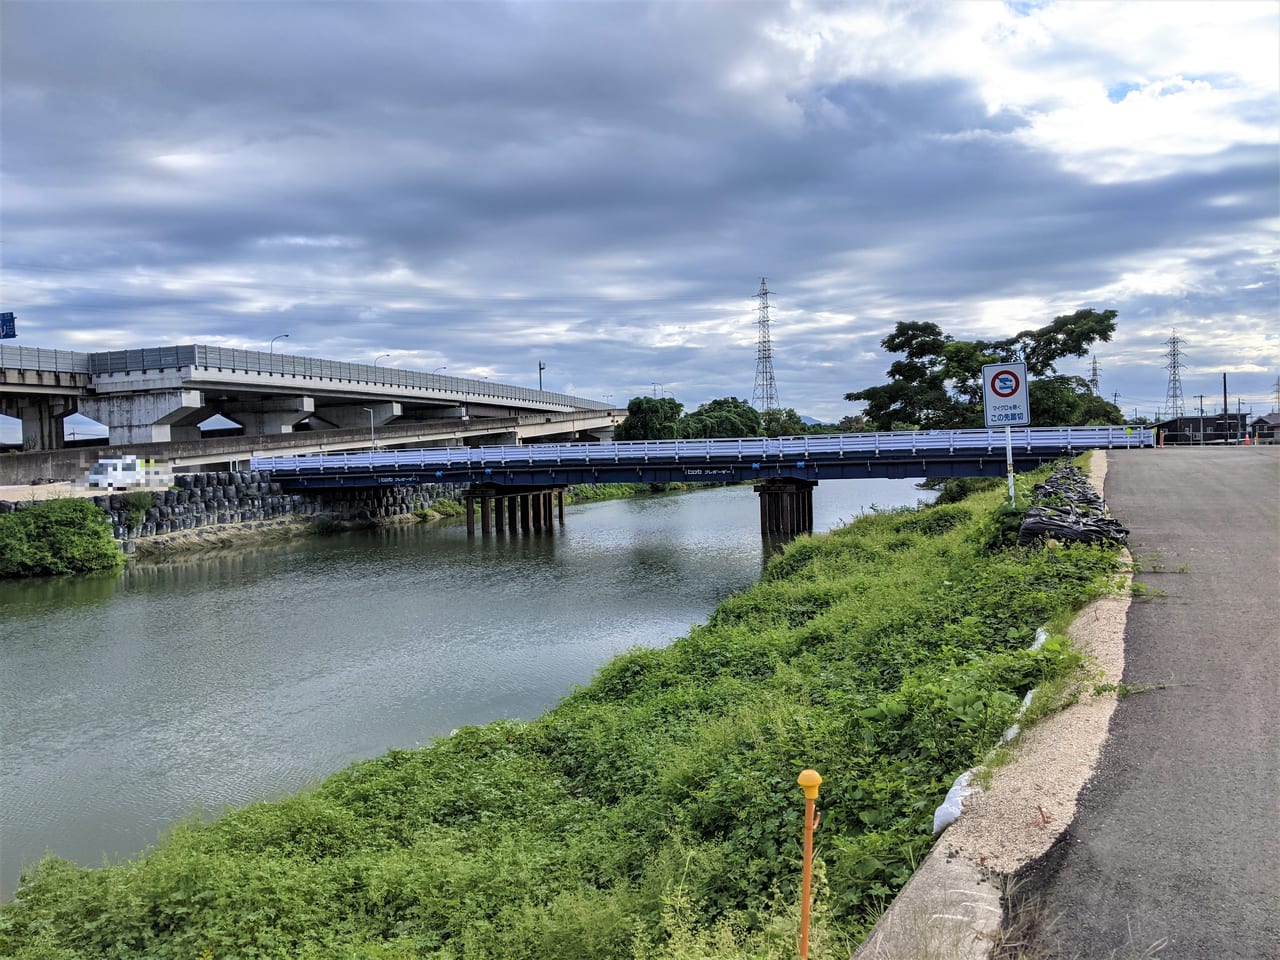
982,361,1030,428
0,313,14,339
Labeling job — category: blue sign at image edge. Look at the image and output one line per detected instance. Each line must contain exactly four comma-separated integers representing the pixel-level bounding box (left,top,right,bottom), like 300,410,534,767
0,313,15,339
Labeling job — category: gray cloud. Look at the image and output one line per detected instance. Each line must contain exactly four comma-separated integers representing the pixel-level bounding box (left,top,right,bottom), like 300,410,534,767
2,1,1276,441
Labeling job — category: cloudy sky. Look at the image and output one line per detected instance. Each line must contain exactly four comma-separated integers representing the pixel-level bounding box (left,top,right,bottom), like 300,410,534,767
2,0,1277,441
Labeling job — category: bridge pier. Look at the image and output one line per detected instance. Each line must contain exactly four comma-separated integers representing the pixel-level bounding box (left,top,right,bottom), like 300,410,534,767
756,478,816,537
464,484,566,536
219,396,315,434
78,389,208,445
0,394,76,451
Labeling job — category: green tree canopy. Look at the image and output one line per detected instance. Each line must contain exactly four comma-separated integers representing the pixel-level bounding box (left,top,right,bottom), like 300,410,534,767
760,407,805,437
0,498,124,579
678,397,762,439
846,309,1120,430
614,396,767,440
613,396,684,440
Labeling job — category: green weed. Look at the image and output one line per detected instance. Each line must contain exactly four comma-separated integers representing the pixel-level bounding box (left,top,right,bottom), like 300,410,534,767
0,467,1124,959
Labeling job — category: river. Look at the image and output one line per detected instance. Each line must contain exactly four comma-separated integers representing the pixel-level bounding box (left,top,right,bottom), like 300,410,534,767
0,478,929,898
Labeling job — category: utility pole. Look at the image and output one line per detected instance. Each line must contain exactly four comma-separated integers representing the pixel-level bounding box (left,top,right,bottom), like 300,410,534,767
751,277,779,413
1222,373,1230,444
538,361,545,391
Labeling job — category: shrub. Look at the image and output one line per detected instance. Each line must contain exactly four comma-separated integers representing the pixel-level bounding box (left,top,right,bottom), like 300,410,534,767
0,499,123,579
121,491,155,529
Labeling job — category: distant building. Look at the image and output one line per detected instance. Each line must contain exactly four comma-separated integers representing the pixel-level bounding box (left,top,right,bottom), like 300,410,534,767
1153,413,1249,445
1251,412,1280,444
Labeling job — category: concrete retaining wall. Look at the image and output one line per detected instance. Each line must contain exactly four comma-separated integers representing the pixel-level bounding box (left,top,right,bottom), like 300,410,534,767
0,471,468,553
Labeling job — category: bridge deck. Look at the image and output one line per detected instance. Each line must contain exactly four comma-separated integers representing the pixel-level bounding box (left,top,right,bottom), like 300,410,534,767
253,426,1154,488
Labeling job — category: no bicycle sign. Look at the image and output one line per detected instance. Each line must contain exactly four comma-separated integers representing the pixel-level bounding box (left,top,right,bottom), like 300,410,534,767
982,361,1030,428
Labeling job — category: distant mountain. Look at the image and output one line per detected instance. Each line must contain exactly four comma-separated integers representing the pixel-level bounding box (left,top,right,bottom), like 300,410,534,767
800,415,823,425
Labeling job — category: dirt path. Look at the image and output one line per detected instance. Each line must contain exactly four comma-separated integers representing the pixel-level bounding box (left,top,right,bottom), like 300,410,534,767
0,481,99,502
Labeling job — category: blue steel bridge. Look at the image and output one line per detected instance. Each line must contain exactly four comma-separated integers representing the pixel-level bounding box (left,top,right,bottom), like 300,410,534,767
252,425,1153,536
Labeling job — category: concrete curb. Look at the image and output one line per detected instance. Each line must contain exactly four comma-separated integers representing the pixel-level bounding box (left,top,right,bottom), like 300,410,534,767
851,852,1003,960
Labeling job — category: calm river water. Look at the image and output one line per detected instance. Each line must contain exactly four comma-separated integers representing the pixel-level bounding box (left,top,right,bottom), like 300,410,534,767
0,479,929,898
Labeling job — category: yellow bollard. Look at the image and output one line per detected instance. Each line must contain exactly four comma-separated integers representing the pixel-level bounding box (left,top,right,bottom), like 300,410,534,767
797,768,822,959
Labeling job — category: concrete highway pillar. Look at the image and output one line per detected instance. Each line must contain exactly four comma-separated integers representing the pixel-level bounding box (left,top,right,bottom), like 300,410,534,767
219,396,315,435
78,389,206,446
0,395,76,451
506,495,518,532
313,402,402,430
480,495,492,534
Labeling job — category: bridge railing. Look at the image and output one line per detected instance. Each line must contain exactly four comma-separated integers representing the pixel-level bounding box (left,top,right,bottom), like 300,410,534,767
252,425,1154,473
0,344,93,373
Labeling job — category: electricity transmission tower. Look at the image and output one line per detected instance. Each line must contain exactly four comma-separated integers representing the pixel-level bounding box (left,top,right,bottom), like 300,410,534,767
752,277,779,413
1163,331,1186,418
1088,355,1101,396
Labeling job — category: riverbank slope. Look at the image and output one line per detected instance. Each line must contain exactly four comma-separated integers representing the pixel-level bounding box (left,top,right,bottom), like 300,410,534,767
0,464,1124,960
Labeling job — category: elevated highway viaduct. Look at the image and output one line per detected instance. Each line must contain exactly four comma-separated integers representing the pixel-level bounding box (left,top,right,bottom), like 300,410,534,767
0,343,620,484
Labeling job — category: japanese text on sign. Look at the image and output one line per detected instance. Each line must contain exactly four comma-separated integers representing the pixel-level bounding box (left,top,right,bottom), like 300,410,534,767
981,361,1030,428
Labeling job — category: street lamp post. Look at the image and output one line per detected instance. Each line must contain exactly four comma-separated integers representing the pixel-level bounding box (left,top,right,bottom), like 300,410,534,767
652,382,663,398
269,334,289,354
432,366,447,376
374,353,390,367
362,407,376,450
538,361,546,391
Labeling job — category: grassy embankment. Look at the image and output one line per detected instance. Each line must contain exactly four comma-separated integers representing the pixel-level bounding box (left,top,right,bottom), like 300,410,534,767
0,465,1122,959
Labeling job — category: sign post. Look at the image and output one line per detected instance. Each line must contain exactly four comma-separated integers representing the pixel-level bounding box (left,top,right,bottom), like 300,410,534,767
981,361,1030,504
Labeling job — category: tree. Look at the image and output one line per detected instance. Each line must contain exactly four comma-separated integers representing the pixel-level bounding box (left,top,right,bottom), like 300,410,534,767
761,407,805,437
0,498,124,578
678,397,762,438
614,396,684,440
836,414,875,433
1028,376,1125,426
846,309,1119,430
